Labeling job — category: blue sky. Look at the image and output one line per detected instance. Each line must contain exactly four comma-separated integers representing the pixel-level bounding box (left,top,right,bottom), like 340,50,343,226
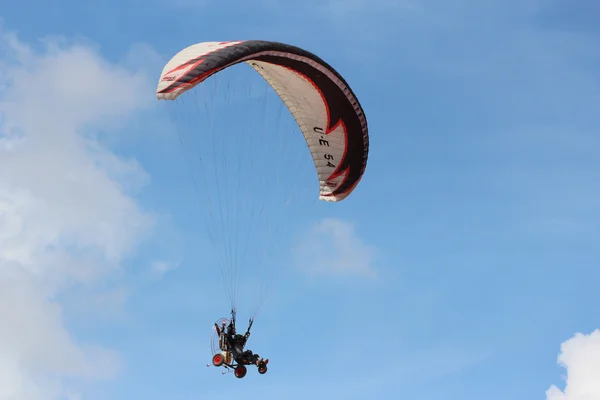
0,0,599,399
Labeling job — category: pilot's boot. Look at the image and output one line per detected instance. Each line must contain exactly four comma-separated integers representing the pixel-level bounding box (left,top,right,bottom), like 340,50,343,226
257,358,269,366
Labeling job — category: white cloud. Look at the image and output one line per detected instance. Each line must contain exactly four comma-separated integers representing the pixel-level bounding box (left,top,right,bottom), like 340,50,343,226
150,260,178,279
293,218,376,277
546,330,600,400
0,29,156,399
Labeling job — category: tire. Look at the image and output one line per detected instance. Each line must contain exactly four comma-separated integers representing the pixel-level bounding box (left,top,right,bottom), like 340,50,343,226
258,364,267,374
212,353,225,367
234,365,247,379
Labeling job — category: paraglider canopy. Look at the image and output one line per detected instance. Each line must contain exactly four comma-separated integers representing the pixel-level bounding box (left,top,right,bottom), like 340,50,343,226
157,40,369,201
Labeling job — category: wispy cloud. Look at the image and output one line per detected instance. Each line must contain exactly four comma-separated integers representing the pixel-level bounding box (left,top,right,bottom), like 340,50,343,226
293,218,377,277
150,260,179,279
0,29,157,399
546,330,600,400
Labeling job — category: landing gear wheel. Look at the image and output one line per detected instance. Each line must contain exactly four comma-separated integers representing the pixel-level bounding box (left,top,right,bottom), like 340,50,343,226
234,365,247,378
212,353,224,367
258,364,267,374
